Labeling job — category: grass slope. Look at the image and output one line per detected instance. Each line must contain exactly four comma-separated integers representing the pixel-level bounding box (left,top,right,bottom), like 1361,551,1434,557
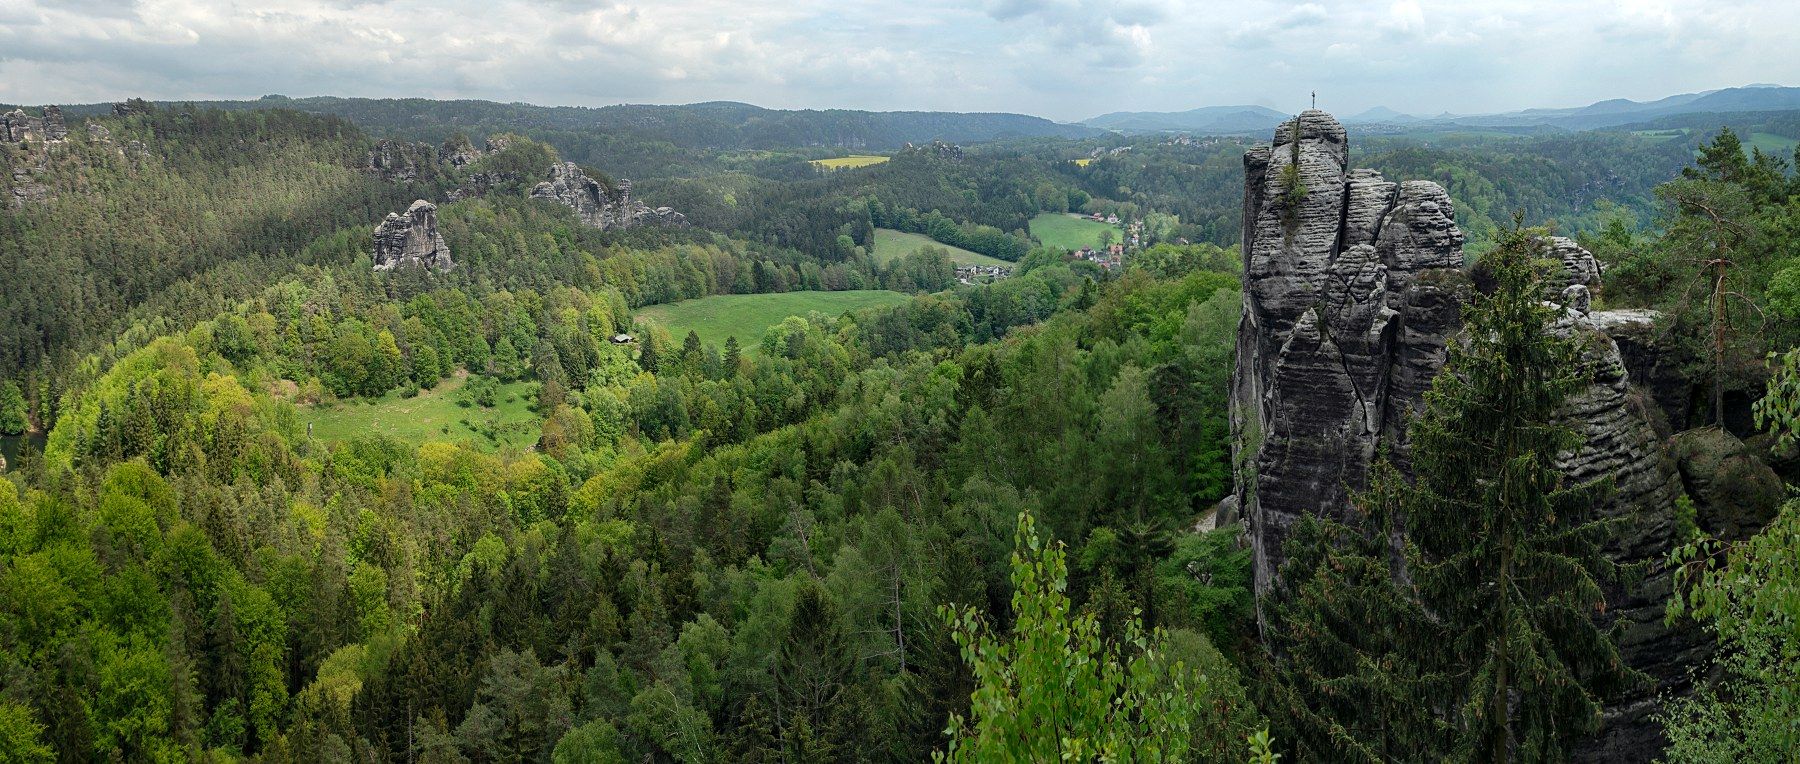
299,375,541,450
637,290,910,349
811,155,891,169
1749,132,1799,157
1030,212,1123,251
873,228,1012,267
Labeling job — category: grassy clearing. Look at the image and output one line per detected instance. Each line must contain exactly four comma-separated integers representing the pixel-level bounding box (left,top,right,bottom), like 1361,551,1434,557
636,290,911,349
874,228,1013,267
1749,132,1799,157
811,155,890,169
1029,212,1122,251
1073,158,1093,167
298,375,541,450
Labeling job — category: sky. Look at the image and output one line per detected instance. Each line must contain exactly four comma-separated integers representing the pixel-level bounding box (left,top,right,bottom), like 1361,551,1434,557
1,0,1796,122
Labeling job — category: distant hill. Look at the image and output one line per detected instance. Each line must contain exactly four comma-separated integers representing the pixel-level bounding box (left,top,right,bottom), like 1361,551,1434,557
46,95,1101,150
1344,106,1417,124
1083,104,1289,134
1082,85,1800,134
1431,85,1800,130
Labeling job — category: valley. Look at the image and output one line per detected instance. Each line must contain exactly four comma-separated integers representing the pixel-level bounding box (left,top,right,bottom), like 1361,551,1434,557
3,33,1800,762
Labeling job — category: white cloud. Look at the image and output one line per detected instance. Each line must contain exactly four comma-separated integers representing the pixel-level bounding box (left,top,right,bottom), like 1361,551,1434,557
0,0,1795,121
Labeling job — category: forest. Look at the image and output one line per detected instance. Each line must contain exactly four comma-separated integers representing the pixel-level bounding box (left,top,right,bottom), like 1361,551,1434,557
1,95,1799,764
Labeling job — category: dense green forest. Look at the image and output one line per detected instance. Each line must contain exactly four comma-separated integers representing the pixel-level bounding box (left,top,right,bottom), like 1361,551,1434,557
5,95,1800,762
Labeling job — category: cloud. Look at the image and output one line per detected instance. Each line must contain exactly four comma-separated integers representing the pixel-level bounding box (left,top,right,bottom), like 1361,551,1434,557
0,0,1796,122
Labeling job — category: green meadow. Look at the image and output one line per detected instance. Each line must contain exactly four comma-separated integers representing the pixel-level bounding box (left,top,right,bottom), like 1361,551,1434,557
298,375,542,450
873,228,1013,267
635,290,912,350
1030,212,1123,251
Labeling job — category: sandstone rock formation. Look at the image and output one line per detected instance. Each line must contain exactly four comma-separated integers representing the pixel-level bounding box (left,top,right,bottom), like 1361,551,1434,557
439,135,481,168
3,107,68,144
4,106,72,208
372,200,453,271
1232,110,1698,760
531,162,688,231
366,139,437,183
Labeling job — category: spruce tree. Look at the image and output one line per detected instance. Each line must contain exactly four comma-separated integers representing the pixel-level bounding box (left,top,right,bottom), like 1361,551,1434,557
1406,228,1638,761
1269,228,1641,762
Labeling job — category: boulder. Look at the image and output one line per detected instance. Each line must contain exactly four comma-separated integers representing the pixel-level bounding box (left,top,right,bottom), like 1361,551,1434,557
372,200,453,271
1670,426,1784,541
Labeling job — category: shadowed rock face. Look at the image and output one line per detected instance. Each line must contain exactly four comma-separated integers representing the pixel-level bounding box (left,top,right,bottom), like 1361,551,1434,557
1232,111,1698,761
372,200,453,271
531,162,688,231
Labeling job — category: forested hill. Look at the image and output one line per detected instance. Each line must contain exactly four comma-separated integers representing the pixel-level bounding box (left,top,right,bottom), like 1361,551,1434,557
44,96,1102,150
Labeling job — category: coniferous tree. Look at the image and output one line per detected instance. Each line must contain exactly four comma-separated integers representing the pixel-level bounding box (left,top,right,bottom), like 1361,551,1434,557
1270,228,1641,762
1409,229,1639,760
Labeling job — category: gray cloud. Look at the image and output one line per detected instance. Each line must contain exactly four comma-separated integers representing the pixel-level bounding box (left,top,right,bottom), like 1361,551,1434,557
0,0,1795,122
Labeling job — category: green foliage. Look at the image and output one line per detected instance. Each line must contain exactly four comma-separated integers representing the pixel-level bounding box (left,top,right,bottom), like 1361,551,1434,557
0,380,26,435
0,702,54,763
937,512,1203,763
1269,229,1640,762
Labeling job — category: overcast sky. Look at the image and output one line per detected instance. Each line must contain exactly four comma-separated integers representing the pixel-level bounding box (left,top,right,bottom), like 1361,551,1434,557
1,0,1794,122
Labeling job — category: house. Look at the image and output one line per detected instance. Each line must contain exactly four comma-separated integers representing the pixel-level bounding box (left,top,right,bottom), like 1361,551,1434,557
610,333,634,344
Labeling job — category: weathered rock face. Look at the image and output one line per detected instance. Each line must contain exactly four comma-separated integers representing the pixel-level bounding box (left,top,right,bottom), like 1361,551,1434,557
366,139,435,183
439,135,481,168
3,107,68,144
372,200,453,271
4,106,72,208
530,162,688,231
1670,426,1783,540
1233,111,1697,761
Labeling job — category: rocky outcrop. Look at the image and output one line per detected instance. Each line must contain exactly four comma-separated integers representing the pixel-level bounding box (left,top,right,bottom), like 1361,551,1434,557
531,162,688,231
366,139,436,183
3,107,68,144
1233,110,1698,760
4,106,72,208
439,135,481,168
112,100,152,117
372,200,453,271
1670,426,1784,540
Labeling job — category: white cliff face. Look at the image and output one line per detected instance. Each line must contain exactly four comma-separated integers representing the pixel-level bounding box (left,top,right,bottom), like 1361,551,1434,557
1233,111,1700,761
372,200,453,272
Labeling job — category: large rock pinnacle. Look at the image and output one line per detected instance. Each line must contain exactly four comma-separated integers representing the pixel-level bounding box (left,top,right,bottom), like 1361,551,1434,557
1232,112,1698,761
372,200,453,271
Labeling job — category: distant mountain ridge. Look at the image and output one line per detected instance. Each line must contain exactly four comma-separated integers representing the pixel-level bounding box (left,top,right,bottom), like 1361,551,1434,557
1082,104,1289,133
43,95,1102,150
1084,84,1800,134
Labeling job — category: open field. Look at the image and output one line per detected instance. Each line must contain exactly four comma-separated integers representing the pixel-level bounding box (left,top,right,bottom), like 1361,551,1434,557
1029,212,1123,251
1749,132,1799,156
873,228,1013,267
811,155,890,169
1073,158,1093,167
636,290,911,349
298,375,541,450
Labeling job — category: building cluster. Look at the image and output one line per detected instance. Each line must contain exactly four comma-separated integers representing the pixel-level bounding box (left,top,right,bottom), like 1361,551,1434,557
1073,244,1126,270
955,264,1012,284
